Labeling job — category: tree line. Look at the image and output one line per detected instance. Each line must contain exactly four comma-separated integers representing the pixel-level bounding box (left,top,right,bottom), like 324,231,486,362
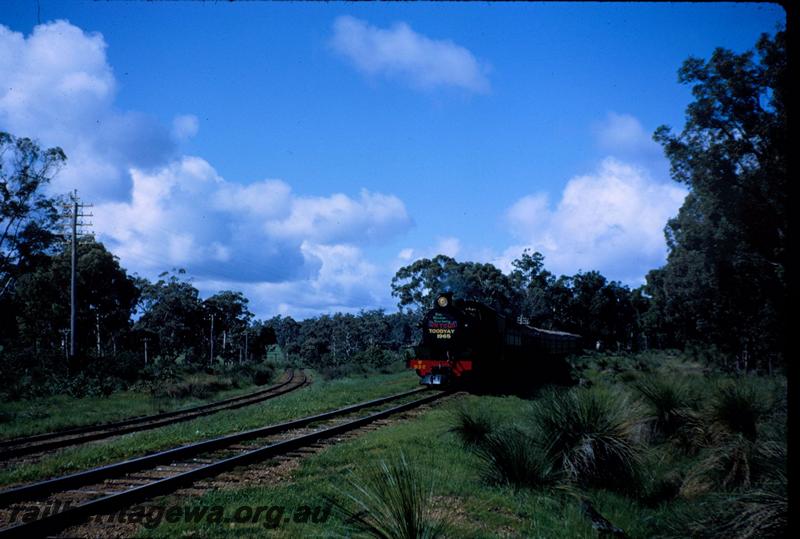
0,30,786,398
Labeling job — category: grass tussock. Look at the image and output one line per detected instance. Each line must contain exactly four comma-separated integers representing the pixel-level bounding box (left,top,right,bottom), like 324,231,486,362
450,403,495,448
530,387,644,491
681,434,787,498
633,375,694,439
453,387,645,493
720,489,787,539
678,378,782,498
680,434,755,496
473,427,556,489
710,380,770,441
331,453,449,539
665,477,787,538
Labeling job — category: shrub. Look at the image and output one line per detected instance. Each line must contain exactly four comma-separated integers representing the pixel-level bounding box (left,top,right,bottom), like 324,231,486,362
331,453,449,539
530,387,643,491
0,348,125,400
351,347,404,369
251,365,273,386
377,359,407,375
103,350,143,383
150,373,235,399
142,356,179,382
320,362,375,380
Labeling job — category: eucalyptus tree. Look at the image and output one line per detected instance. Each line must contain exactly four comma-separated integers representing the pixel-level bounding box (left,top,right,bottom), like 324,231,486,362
647,30,787,369
203,290,253,362
391,255,521,316
134,270,205,361
12,239,139,360
0,132,66,299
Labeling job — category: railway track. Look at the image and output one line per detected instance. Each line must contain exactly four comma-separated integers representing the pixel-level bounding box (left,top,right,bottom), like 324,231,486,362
0,386,449,538
0,369,308,462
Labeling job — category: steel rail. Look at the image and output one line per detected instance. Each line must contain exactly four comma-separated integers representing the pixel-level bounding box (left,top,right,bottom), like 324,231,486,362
0,370,299,451
0,370,307,460
0,370,298,449
0,388,447,539
0,386,427,506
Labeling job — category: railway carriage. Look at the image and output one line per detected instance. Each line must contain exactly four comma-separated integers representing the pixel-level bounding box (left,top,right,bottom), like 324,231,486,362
408,293,580,388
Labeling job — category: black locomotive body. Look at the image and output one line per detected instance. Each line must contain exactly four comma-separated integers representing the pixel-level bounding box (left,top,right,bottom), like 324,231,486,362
408,293,580,388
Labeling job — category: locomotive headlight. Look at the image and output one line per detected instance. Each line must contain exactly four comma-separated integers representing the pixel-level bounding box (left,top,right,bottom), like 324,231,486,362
436,295,449,308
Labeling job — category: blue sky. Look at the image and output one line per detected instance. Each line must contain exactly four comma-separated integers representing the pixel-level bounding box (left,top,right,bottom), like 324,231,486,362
0,2,785,318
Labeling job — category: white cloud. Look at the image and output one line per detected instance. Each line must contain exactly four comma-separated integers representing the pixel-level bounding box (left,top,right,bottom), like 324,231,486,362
505,194,550,239
0,21,178,202
331,16,490,93
435,237,461,258
0,20,414,318
201,242,387,319
397,248,414,261
94,156,411,286
95,158,410,316
502,158,687,283
0,21,115,128
172,114,199,141
265,189,412,244
391,237,461,268
592,112,663,166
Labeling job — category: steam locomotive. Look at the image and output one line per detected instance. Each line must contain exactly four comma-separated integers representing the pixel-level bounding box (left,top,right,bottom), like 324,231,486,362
408,293,581,388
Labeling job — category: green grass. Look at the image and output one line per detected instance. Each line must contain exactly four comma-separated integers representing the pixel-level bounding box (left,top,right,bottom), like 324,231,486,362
1,351,785,537
138,394,600,538
0,371,420,488
0,381,266,441
328,452,450,538
133,352,785,538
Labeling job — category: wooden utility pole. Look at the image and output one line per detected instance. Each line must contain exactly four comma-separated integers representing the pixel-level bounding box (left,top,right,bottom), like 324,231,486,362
70,194,77,360
209,313,215,364
96,312,101,356
62,190,92,368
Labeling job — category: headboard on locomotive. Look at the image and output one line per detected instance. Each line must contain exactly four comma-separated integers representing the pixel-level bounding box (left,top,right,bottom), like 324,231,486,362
417,293,465,356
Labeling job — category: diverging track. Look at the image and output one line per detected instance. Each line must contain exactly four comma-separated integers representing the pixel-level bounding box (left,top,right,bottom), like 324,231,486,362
0,386,449,538
0,369,308,462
